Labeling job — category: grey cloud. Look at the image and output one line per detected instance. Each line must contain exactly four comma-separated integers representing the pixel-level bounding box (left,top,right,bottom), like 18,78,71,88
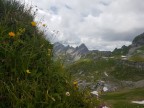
17,0,144,51
99,27,144,41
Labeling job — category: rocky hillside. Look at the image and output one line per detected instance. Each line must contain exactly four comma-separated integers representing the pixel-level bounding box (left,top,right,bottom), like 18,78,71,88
128,33,144,59
112,32,144,60
132,32,144,47
53,42,89,63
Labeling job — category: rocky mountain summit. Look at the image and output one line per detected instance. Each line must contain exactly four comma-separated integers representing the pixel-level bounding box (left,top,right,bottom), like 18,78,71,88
132,32,144,47
53,42,111,63
53,42,89,62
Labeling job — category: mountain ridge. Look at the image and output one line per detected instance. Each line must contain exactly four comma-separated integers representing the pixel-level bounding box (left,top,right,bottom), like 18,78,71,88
53,42,111,63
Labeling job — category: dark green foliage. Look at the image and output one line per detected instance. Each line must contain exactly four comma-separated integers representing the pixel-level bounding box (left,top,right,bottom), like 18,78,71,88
112,45,130,56
0,0,93,107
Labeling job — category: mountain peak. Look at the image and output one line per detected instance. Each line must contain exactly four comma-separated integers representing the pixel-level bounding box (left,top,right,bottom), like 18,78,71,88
54,42,63,46
132,32,144,46
74,43,89,55
79,43,87,48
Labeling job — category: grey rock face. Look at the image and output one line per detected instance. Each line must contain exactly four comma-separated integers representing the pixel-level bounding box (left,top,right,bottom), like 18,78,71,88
132,33,144,47
53,42,112,63
127,33,144,55
53,42,89,63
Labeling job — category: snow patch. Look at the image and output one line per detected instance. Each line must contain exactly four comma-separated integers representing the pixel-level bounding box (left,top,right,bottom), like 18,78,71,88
104,72,108,77
102,106,109,108
132,100,144,104
103,87,108,92
91,91,98,96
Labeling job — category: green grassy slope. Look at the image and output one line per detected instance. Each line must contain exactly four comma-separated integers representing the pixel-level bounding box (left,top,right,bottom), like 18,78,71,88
66,58,144,107
66,58,144,81
0,0,95,107
128,45,144,62
101,88,144,108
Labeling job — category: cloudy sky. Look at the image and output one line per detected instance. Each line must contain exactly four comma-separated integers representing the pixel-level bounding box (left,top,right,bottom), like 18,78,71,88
18,0,144,51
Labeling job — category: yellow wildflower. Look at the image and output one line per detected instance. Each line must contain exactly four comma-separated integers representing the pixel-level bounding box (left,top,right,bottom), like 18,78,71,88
9,32,15,37
66,92,70,96
73,80,78,89
26,69,31,74
73,80,78,85
31,21,37,27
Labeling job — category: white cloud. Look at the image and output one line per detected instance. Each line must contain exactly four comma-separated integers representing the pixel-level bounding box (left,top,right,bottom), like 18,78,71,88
17,0,144,51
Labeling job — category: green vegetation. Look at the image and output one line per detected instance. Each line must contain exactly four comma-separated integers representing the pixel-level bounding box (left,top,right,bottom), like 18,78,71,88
0,0,97,107
112,45,130,56
82,51,111,59
128,45,144,62
66,59,115,82
129,55,144,62
110,64,144,81
67,58,144,107
67,59,115,74
101,88,144,108
1,1,143,108
67,58,144,81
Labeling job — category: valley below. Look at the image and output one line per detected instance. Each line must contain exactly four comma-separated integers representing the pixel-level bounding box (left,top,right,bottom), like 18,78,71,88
54,33,144,108
66,57,144,108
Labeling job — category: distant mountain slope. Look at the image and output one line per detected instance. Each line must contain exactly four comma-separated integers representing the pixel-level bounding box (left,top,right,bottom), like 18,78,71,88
64,32,144,92
112,32,144,61
112,45,130,56
132,32,144,46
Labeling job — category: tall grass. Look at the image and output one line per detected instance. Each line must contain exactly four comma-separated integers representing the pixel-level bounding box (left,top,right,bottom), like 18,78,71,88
0,0,95,107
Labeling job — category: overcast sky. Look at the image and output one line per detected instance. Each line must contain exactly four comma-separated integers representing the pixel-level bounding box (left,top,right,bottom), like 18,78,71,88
18,0,144,51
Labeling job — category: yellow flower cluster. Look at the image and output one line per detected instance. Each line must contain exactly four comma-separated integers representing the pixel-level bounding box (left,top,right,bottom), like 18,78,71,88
8,21,36,38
